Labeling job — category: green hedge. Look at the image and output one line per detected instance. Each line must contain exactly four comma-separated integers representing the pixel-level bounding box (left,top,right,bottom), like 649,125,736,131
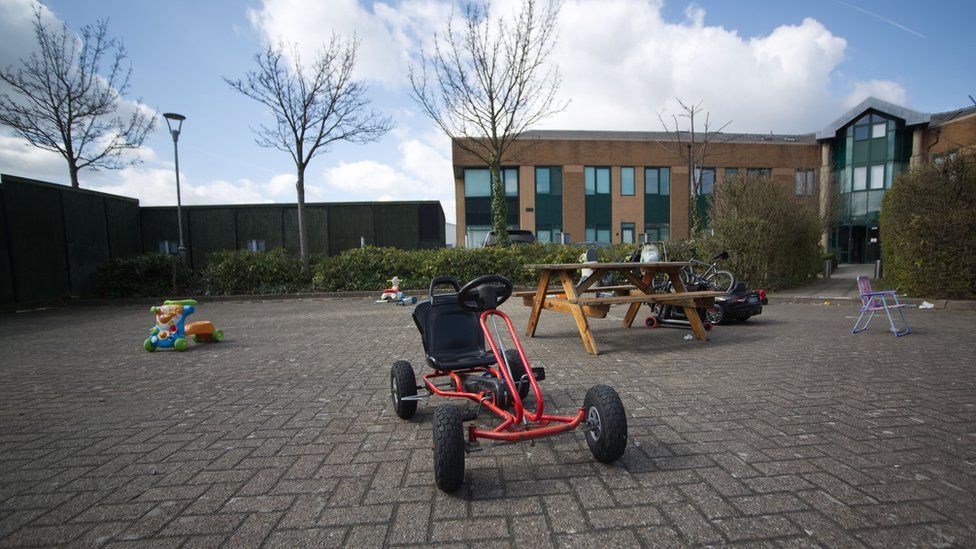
881,151,976,299
311,243,662,291
95,253,196,298
703,174,822,289
202,248,309,295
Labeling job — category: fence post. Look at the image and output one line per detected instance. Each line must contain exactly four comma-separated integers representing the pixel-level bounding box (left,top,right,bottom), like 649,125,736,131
822,260,832,279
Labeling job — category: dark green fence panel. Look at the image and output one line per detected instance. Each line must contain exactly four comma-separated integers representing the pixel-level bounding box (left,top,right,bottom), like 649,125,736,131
374,203,420,249
104,197,142,258
235,207,284,251
61,190,111,293
188,208,237,268
2,179,69,301
140,208,186,256
0,188,14,303
328,204,375,254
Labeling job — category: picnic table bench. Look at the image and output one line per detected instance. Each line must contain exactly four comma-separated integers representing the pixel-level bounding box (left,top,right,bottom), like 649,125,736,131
521,262,725,355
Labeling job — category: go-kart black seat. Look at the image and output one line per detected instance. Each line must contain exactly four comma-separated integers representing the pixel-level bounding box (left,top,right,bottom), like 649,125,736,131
413,292,497,371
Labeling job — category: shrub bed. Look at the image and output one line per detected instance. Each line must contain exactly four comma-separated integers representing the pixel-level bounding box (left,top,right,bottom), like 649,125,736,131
202,248,308,295
704,174,822,290
95,253,196,298
311,243,655,292
881,151,976,299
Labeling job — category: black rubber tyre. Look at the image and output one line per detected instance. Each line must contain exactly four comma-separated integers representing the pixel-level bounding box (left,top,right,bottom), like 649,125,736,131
644,316,659,329
503,349,530,400
391,361,418,420
705,304,725,325
433,405,465,492
583,385,628,464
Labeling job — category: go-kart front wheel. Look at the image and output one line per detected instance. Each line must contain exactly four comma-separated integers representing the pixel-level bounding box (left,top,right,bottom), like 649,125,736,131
433,405,465,492
390,361,418,420
583,385,628,464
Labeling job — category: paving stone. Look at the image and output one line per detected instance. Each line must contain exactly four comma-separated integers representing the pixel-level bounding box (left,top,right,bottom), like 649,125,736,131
0,300,974,547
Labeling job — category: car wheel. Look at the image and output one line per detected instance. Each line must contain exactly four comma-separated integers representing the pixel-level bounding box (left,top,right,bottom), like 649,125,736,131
705,305,725,325
433,405,465,492
583,385,628,463
391,361,418,420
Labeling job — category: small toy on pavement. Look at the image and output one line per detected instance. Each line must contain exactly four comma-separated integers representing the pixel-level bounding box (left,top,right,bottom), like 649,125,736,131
377,276,417,306
144,299,223,352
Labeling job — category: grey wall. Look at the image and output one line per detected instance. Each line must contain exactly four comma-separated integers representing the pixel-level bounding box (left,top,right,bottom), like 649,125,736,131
1,173,446,303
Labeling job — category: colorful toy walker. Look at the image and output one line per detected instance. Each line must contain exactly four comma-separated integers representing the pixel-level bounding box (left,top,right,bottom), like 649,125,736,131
144,299,223,352
391,275,628,492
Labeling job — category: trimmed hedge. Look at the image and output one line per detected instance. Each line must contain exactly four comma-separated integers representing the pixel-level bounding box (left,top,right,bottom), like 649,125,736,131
881,151,976,299
202,248,309,295
704,174,822,290
311,243,661,292
95,253,196,298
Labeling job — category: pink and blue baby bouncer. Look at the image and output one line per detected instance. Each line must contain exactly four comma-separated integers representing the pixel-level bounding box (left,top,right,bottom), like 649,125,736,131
144,299,224,351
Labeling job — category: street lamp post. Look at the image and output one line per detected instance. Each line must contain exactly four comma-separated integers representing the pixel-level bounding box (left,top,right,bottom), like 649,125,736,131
163,113,187,263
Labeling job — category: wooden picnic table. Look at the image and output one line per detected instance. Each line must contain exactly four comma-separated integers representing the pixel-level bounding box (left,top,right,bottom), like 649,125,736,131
520,262,724,355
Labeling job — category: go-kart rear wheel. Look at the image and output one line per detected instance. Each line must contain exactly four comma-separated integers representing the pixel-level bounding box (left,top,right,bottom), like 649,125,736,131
583,385,628,464
433,405,465,492
644,316,659,329
390,361,418,420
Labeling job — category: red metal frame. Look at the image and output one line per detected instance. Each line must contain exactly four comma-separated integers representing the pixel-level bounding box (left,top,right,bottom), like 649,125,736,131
422,308,585,443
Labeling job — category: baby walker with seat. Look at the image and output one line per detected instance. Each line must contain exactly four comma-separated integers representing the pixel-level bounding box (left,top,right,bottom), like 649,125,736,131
390,275,628,492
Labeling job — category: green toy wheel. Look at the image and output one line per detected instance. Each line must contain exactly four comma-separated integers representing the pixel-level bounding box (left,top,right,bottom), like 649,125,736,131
212,329,224,342
144,338,156,352
174,338,187,351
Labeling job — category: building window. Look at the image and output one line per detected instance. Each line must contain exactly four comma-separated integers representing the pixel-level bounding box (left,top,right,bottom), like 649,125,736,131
585,166,611,195
869,164,884,190
158,240,179,255
854,113,887,141
645,167,670,195
725,168,738,180
746,167,771,178
853,166,867,191
621,222,635,244
464,168,517,197
694,168,716,194
795,169,815,196
620,167,635,195
246,239,266,252
643,223,670,242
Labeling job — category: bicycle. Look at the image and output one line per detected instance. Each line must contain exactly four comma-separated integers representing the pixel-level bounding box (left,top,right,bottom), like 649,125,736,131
681,250,735,293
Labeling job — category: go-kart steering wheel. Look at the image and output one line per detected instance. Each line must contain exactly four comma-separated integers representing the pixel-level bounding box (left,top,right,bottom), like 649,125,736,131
457,275,513,312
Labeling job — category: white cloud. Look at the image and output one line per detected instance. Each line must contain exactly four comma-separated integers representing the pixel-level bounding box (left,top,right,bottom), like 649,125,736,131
321,127,456,221
844,79,908,109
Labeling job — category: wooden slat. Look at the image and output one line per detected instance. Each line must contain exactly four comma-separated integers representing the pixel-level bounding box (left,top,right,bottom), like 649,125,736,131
521,295,609,318
558,270,598,355
525,262,690,270
525,269,552,338
574,291,724,306
513,284,638,298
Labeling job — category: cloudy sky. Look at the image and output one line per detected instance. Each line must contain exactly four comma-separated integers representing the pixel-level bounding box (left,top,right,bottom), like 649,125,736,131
1,0,973,223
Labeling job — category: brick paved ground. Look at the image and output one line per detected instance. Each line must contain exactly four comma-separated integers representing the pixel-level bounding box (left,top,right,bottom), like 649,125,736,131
0,298,974,547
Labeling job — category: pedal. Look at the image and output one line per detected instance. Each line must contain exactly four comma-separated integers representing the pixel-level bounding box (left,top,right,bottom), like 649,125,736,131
460,410,478,422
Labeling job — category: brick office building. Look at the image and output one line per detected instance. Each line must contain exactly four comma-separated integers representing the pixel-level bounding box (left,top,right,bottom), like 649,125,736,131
452,97,976,263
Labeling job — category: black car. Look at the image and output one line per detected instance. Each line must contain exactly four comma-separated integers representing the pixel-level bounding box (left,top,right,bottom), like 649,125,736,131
483,230,537,246
706,283,767,324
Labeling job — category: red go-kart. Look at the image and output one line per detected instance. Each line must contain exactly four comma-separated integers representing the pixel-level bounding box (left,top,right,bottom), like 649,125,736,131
390,275,628,492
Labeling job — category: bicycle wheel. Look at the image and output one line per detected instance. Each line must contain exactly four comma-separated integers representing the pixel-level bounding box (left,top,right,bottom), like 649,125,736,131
705,270,735,293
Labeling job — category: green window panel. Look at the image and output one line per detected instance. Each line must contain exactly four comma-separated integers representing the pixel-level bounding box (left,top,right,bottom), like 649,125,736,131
585,166,612,242
643,222,670,242
535,166,563,239
621,167,635,195
464,167,519,238
644,167,670,225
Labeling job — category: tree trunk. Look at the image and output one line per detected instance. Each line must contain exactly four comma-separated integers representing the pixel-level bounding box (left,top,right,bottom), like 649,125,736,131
68,162,80,188
296,167,310,274
489,158,509,245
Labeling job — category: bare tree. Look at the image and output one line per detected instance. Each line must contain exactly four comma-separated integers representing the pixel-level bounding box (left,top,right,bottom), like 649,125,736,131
225,36,392,273
0,9,156,188
656,99,733,238
410,0,565,245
